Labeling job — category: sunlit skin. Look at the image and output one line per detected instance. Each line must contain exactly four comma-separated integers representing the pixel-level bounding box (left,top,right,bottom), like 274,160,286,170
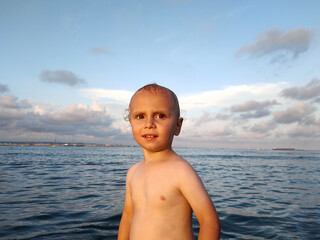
118,87,220,240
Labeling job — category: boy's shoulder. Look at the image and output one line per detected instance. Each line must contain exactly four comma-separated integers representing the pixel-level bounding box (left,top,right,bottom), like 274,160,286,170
126,161,142,178
171,155,198,178
158,153,199,181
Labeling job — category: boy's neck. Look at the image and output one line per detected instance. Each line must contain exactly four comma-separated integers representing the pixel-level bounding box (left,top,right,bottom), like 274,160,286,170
142,148,175,164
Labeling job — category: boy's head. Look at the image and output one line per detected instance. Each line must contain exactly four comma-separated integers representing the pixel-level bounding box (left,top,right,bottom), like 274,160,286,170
128,84,183,152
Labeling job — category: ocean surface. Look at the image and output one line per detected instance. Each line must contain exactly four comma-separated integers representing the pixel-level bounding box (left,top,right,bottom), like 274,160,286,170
0,146,319,240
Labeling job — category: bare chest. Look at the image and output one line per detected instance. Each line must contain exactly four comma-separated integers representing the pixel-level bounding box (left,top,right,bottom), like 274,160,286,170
130,165,187,211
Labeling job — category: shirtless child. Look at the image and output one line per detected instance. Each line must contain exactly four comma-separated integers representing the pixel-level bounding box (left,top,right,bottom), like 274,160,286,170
118,84,220,240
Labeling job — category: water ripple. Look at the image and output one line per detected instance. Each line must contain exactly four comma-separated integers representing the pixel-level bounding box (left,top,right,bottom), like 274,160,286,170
1,147,319,239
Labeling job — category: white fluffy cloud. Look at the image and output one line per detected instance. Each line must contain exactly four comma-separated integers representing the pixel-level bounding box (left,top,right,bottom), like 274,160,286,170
179,82,286,111
175,80,320,149
0,97,128,143
1,80,320,149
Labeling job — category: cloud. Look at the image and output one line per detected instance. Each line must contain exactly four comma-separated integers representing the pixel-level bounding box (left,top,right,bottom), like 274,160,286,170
273,102,316,124
0,108,25,121
183,123,234,139
250,120,276,133
280,78,320,100
303,114,318,125
211,124,234,137
194,111,215,126
90,46,111,55
40,70,86,87
0,95,20,109
231,100,278,112
20,100,32,109
288,125,320,138
2,81,320,149
0,84,9,94
230,100,279,119
0,93,128,143
179,82,287,111
236,28,314,60
3,101,123,142
45,104,108,126
0,95,31,109
0,95,31,125
177,81,320,149
239,108,271,119
214,113,232,120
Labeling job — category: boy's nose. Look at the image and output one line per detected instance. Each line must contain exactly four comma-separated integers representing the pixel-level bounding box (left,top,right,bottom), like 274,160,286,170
144,117,155,128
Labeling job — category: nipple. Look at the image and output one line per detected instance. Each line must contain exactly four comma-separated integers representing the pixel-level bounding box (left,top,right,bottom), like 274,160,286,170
160,195,166,201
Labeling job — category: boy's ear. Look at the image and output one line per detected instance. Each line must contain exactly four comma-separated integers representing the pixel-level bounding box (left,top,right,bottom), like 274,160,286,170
174,117,183,136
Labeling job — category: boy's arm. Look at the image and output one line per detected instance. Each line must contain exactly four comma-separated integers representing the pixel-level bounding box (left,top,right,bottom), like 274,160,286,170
179,162,220,240
118,168,134,240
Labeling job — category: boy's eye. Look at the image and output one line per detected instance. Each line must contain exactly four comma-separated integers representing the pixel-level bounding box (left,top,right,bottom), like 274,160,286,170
156,113,166,119
136,114,144,119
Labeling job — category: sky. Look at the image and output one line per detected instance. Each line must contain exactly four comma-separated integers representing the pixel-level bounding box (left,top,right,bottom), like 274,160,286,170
1,0,320,150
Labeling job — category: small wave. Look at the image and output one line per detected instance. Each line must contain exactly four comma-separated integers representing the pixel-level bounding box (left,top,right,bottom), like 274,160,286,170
73,194,101,200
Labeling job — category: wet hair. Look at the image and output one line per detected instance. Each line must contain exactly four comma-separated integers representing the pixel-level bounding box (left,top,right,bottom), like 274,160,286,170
126,83,181,121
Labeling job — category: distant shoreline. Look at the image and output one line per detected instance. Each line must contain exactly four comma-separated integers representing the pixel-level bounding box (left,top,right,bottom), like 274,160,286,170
0,142,135,148
1,142,317,151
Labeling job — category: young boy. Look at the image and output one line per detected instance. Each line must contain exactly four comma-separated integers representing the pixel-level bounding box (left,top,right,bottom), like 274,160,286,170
118,84,220,240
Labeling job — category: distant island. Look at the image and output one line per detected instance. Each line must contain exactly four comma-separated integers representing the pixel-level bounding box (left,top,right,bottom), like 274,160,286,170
272,147,296,151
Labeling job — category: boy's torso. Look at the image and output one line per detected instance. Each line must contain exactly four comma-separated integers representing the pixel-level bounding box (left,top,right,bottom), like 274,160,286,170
129,157,194,240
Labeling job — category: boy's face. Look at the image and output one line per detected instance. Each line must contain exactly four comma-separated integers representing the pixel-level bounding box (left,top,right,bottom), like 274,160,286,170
129,90,183,153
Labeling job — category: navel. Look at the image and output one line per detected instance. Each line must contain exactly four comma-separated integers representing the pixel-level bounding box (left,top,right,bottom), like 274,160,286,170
160,195,166,201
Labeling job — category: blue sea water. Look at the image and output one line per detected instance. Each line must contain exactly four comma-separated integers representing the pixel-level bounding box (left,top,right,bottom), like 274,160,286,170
0,146,319,239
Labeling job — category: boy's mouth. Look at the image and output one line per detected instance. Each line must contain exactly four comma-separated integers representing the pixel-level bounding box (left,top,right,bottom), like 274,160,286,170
142,134,158,140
